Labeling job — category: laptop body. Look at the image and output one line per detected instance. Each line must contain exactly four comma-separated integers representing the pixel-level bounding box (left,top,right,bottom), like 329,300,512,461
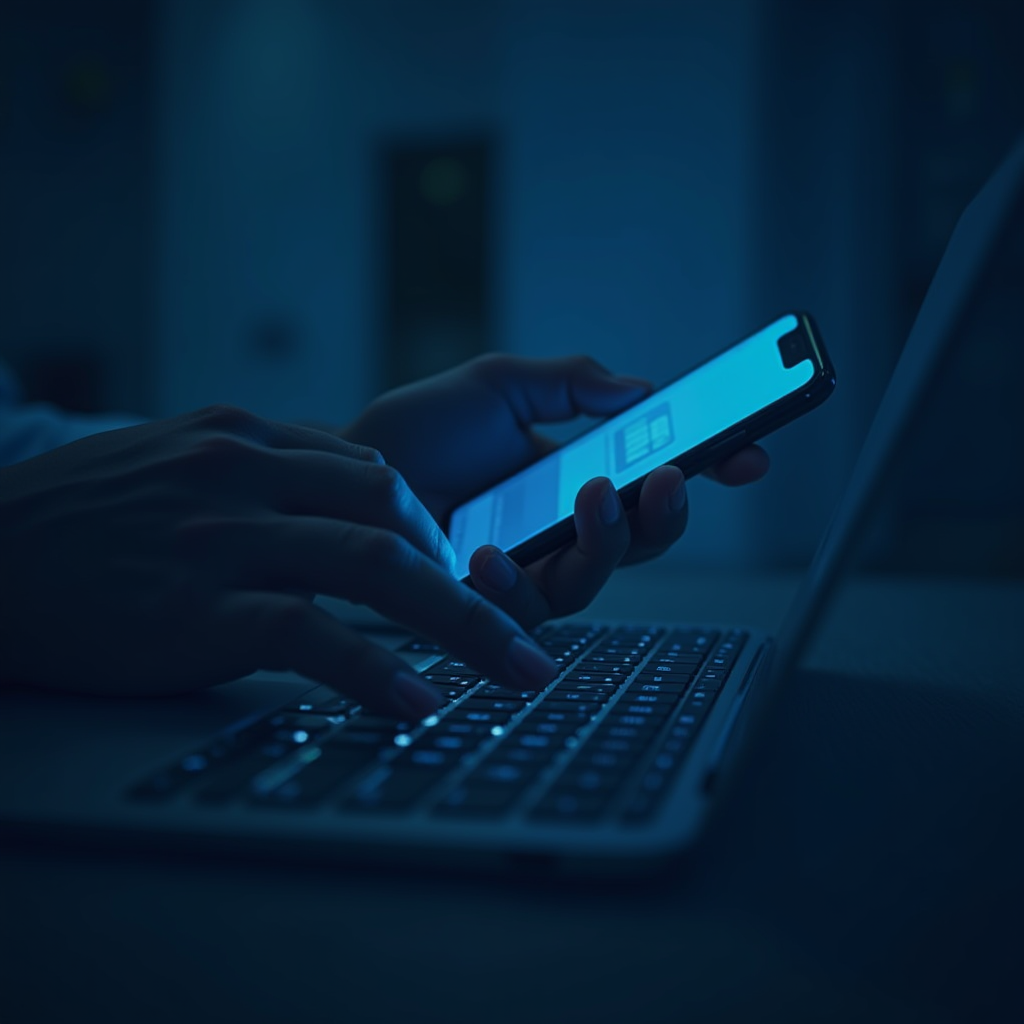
1,137,1020,878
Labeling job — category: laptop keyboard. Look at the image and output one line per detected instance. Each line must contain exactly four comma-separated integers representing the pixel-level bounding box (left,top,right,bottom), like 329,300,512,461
129,624,747,826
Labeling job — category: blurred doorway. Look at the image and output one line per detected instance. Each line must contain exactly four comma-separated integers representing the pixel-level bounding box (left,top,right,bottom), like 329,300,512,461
378,137,494,388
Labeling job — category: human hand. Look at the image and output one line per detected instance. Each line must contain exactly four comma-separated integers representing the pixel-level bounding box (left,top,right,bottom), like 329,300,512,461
343,355,769,627
0,407,558,716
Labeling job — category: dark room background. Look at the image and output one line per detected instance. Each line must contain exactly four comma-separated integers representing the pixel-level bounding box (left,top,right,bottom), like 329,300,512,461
1,0,1021,573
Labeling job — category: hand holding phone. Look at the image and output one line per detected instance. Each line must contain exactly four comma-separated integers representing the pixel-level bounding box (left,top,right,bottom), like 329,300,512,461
447,312,835,579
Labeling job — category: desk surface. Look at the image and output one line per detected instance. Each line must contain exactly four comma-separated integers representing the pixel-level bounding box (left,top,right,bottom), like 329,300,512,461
2,568,1023,1024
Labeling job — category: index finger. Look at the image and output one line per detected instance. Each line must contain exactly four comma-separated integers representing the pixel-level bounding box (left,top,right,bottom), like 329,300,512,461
256,518,559,693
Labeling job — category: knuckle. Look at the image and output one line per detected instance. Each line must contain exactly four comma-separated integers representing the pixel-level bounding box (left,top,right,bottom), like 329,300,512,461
187,434,258,474
356,444,385,465
196,404,257,431
365,463,407,511
360,527,416,575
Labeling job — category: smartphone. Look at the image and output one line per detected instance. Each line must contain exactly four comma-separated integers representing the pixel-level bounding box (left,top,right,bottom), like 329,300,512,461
447,312,835,579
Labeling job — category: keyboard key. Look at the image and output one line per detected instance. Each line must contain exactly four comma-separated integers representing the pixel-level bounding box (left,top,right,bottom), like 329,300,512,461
648,654,705,667
555,686,616,701
348,715,415,732
618,690,679,705
519,720,582,738
444,708,514,725
592,723,659,743
610,704,673,720
344,767,440,811
458,698,527,713
575,748,640,773
588,734,640,752
251,748,368,808
399,638,445,654
493,746,552,767
634,670,694,684
662,628,718,649
577,655,632,666
267,713,334,740
514,732,570,751
283,686,355,715
430,658,479,675
530,791,607,822
472,761,536,786
479,685,541,702
692,677,724,693
195,748,290,804
434,784,522,818
324,729,395,749
561,672,626,684
421,673,480,689
555,768,623,794
628,680,688,695
426,733,485,753
530,701,600,716
392,747,460,770
433,720,491,737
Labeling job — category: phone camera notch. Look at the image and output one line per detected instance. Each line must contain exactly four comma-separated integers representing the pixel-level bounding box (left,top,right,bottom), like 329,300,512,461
777,329,809,369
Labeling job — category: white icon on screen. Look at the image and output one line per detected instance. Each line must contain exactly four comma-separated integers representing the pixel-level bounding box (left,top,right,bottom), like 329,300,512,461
615,404,675,472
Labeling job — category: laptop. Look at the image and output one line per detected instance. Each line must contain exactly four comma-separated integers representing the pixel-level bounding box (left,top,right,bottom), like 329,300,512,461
1,137,1021,878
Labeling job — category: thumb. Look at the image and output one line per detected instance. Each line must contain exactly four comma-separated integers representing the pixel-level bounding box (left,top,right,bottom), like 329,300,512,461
482,355,652,425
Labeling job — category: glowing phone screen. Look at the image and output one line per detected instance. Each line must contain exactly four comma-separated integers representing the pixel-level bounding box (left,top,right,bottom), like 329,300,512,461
447,314,813,579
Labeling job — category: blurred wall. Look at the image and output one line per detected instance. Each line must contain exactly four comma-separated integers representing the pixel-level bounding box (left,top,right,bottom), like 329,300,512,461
153,0,889,568
3,0,1021,571
0,0,156,413
155,0,770,564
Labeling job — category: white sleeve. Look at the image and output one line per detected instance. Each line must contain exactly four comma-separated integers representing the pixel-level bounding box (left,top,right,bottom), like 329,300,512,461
0,362,147,467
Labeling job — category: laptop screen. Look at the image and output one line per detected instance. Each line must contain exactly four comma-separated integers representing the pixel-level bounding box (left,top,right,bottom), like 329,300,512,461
772,136,1024,679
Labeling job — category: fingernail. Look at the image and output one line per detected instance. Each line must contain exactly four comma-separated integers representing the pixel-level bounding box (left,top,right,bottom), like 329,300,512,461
478,549,517,592
669,477,687,513
507,636,558,688
599,483,621,525
391,672,441,720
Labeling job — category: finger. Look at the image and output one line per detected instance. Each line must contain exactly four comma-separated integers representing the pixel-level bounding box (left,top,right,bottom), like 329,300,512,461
186,405,385,462
619,465,689,566
542,477,632,613
477,354,651,425
469,545,549,628
222,591,444,719
702,444,770,486
263,453,455,572
265,422,385,463
248,519,559,693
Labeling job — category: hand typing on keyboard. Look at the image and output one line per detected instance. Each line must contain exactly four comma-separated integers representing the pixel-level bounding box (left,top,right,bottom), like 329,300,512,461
0,356,766,718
